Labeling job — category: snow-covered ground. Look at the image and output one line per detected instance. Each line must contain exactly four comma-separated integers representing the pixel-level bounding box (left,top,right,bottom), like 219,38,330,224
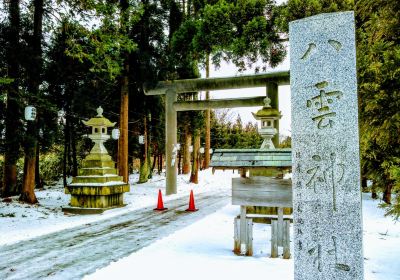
0,169,237,246
1,170,399,280
82,192,400,280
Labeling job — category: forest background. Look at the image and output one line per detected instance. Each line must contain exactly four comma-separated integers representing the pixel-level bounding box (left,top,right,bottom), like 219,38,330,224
0,0,399,218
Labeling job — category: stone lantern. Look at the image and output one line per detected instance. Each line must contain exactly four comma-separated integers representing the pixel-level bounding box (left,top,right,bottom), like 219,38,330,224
83,106,116,156
252,96,282,149
63,106,129,214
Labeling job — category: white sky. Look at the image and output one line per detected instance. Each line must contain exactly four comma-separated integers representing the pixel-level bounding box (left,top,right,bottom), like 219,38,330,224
199,53,291,136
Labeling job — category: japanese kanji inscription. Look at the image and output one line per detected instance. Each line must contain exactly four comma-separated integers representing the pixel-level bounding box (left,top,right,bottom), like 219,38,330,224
290,12,364,280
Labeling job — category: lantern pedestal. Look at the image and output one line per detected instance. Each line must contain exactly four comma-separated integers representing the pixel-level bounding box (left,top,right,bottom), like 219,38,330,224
63,107,129,214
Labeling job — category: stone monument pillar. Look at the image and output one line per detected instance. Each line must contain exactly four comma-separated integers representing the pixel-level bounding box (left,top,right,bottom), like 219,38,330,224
63,107,130,214
290,12,363,279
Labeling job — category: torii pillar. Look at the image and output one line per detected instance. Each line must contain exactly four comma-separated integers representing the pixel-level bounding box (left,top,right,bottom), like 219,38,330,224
165,89,178,195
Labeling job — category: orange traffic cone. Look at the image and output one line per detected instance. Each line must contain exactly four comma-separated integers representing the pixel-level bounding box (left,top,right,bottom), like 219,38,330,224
185,190,198,212
154,189,168,211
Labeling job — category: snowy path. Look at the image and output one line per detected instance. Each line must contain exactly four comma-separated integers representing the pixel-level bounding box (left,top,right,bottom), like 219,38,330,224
0,189,230,280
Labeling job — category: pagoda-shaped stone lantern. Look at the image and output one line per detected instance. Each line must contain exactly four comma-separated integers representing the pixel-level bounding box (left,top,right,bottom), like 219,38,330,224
63,107,129,214
252,96,282,149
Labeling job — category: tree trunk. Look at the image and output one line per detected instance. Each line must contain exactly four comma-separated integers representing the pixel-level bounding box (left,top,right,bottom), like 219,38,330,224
189,130,200,184
2,162,18,197
2,0,21,197
371,182,377,199
177,150,182,174
152,154,157,173
63,114,70,187
71,121,78,177
187,0,191,15
35,144,43,189
20,120,38,204
67,120,72,175
182,127,191,174
139,116,150,183
158,154,162,174
361,176,367,193
118,70,129,182
19,149,38,204
203,54,211,169
383,183,392,204
118,0,130,183
20,0,43,204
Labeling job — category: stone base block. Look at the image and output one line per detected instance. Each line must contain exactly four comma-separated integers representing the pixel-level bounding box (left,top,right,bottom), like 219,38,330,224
62,204,127,215
84,153,113,161
65,184,129,195
69,193,124,208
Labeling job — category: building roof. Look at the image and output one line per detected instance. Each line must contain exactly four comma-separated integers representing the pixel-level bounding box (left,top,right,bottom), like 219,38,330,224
210,148,292,168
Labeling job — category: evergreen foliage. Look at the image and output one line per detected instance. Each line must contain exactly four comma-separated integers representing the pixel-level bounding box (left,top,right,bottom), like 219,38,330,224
275,0,353,32
210,110,263,149
356,0,400,218
278,0,400,218
171,0,286,72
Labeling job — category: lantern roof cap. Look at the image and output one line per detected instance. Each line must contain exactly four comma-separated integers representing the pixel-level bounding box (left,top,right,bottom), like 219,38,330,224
252,107,281,120
82,106,116,127
252,95,282,120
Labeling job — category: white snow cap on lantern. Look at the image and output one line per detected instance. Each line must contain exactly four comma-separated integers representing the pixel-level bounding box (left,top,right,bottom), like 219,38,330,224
112,128,120,140
199,147,205,154
25,106,37,121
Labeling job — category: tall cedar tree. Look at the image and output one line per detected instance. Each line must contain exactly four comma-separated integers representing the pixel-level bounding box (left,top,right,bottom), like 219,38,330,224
46,20,108,187
118,0,130,183
2,0,22,197
20,0,45,204
168,0,202,180
356,0,400,218
128,0,167,183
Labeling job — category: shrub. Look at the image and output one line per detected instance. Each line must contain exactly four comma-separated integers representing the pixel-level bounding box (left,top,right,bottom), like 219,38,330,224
39,147,64,184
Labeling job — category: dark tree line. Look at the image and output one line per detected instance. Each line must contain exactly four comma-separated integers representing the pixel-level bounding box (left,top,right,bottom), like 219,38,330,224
2,0,396,219
0,0,286,201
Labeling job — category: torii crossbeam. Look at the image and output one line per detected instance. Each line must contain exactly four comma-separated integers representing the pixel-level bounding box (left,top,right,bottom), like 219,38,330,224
144,70,290,195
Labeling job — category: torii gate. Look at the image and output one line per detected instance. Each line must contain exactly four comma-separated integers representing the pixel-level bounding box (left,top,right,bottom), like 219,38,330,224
144,70,290,195
144,12,364,280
